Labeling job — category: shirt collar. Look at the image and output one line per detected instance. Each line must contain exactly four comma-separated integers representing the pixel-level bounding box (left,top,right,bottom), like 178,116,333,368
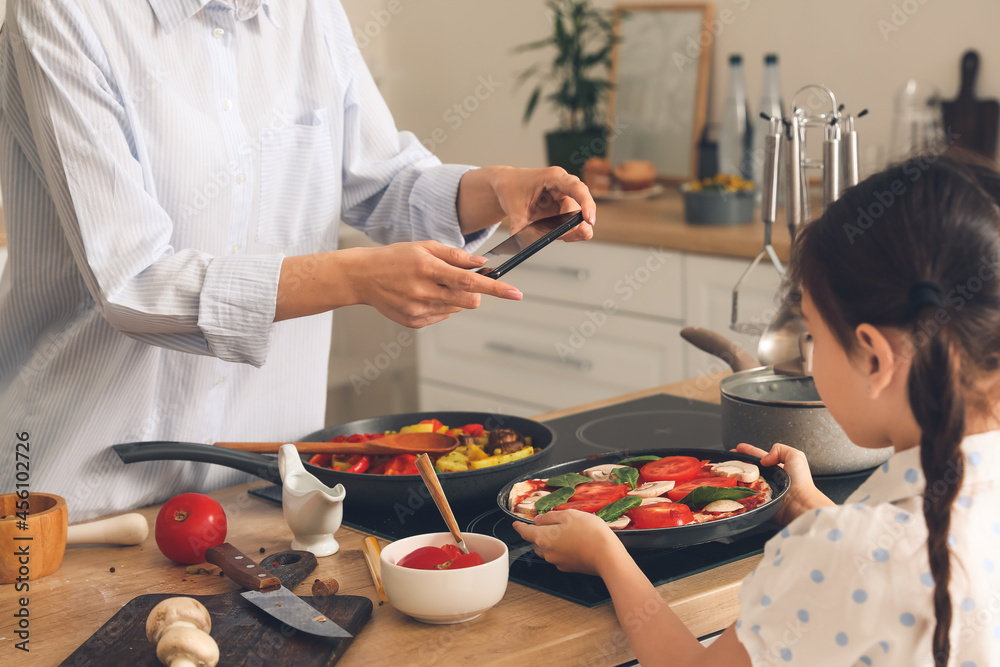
148,0,280,34
846,429,1000,506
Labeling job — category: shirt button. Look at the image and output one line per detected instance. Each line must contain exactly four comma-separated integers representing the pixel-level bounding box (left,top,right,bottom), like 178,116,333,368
213,27,225,39
223,99,233,112
204,438,213,444
231,243,240,254
216,375,225,385
235,173,247,185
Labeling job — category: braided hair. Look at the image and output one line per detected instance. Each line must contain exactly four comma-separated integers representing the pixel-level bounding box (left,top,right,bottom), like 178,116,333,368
789,152,1000,666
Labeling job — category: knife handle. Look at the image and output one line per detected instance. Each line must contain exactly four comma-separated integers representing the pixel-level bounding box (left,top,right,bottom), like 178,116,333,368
205,542,281,592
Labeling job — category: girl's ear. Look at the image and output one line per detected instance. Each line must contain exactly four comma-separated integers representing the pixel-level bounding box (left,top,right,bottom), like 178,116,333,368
854,323,899,399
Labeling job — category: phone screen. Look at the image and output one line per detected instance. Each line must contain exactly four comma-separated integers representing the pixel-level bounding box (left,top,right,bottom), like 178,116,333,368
477,210,584,279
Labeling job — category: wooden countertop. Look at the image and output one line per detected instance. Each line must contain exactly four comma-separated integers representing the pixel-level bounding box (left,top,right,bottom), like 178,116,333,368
7,374,759,667
591,189,791,262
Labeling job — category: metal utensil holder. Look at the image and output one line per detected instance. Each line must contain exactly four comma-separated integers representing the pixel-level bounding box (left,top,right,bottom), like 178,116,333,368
731,84,862,334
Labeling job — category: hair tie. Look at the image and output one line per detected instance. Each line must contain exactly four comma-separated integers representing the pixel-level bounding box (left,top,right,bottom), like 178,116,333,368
908,281,944,314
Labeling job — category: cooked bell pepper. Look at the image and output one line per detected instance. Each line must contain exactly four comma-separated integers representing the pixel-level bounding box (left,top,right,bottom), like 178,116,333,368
462,423,485,437
308,454,332,467
346,455,370,473
384,453,418,475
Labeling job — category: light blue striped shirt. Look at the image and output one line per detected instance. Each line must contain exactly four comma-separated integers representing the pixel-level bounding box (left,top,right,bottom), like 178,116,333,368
0,0,493,521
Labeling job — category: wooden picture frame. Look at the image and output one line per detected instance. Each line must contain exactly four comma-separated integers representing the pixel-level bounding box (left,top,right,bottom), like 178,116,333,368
608,3,713,184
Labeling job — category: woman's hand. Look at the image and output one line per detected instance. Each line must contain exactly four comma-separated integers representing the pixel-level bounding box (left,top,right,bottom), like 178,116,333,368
457,166,597,241
735,442,834,525
274,241,522,325
512,509,627,576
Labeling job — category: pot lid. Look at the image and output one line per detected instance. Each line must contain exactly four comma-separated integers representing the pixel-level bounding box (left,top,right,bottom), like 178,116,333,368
721,368,824,407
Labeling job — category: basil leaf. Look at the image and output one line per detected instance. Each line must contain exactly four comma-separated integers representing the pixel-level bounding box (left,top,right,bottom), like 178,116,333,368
616,455,661,467
676,485,759,509
610,466,639,490
533,486,575,514
546,473,592,488
596,495,643,522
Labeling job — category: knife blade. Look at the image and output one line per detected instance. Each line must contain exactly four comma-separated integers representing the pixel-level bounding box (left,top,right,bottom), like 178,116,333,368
205,542,352,638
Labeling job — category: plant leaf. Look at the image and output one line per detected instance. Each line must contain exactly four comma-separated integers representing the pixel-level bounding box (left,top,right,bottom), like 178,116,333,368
610,466,639,490
616,455,661,466
523,86,542,125
676,486,759,509
546,472,592,488
595,495,642,522
534,486,575,514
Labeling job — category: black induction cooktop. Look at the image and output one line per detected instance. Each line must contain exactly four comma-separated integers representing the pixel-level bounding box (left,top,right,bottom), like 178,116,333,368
250,393,875,606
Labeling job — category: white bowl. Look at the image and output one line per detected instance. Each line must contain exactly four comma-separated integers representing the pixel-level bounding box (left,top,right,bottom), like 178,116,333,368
380,532,509,624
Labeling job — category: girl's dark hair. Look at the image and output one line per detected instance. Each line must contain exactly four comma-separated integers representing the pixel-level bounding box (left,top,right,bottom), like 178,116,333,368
790,151,1000,666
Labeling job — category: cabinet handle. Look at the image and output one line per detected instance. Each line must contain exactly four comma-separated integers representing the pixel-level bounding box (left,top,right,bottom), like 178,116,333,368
518,264,590,281
484,341,593,372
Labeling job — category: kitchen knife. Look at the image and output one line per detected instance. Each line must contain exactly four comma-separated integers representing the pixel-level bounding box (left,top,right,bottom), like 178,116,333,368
205,542,352,638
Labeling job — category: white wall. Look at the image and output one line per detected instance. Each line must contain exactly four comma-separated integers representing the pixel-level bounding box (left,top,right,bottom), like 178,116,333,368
342,0,1000,177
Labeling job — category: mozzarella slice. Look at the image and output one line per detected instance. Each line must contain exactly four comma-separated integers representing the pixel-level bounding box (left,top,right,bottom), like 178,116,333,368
582,464,629,482
703,499,746,513
710,460,760,484
627,480,675,498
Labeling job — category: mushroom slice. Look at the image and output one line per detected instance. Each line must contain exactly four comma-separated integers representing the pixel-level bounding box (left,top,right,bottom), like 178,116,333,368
515,490,552,514
639,497,675,506
582,464,628,482
607,515,631,530
508,480,546,510
702,499,746,513
627,480,675,499
710,460,760,484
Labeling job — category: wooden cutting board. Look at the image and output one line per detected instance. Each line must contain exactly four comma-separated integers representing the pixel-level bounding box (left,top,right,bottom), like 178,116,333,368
59,551,372,666
941,49,1000,160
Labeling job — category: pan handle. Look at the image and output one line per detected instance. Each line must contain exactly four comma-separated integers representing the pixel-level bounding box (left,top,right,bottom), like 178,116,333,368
112,441,282,485
680,326,760,373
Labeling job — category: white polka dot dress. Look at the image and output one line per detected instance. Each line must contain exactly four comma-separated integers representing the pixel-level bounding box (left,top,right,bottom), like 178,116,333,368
735,430,1000,666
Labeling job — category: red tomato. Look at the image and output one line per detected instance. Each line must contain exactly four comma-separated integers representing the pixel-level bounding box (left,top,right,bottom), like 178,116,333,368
569,481,628,502
640,456,705,483
626,502,694,528
447,551,485,569
553,499,615,513
154,493,228,565
397,546,452,569
666,476,738,502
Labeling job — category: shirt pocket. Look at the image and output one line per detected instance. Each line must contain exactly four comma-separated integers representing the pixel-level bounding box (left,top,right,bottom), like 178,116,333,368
257,108,340,248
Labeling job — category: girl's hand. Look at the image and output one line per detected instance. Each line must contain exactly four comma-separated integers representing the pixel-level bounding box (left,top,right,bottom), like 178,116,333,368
512,509,627,576
735,442,834,525
491,166,596,240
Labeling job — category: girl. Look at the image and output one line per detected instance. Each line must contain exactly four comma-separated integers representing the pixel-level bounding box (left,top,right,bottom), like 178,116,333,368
514,153,1000,667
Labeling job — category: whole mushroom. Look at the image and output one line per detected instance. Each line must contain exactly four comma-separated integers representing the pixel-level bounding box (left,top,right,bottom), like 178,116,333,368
145,597,218,667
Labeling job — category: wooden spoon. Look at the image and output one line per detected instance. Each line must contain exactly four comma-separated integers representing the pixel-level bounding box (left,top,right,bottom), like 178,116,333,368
213,432,459,455
415,453,469,553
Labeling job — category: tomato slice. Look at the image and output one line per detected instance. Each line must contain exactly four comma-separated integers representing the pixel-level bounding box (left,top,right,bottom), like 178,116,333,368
640,456,705,483
626,502,694,528
666,476,738,502
569,481,629,502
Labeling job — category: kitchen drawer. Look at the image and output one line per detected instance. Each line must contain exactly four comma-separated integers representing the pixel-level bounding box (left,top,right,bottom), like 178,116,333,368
417,296,685,410
498,239,684,321
418,381,553,417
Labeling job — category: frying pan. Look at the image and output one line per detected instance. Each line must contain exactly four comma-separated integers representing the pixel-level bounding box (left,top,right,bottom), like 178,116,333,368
497,448,789,550
114,412,555,513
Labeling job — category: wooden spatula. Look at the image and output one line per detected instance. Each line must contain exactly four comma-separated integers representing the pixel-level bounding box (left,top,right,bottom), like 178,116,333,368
941,50,1000,160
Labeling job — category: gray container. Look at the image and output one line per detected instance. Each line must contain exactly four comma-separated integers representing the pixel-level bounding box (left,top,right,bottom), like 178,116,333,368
682,188,757,225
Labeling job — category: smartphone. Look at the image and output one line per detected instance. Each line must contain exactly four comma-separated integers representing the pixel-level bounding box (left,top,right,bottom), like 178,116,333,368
477,210,585,280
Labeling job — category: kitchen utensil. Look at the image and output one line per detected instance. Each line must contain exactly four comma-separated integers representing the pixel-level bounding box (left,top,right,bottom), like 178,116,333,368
113,411,556,513
205,542,351,638
941,50,999,160
379,532,509,624
681,326,893,475
361,536,388,603
211,431,459,455
66,513,148,545
498,448,789,550
889,79,944,161
0,492,67,583
60,550,372,666
415,453,469,553
278,444,346,557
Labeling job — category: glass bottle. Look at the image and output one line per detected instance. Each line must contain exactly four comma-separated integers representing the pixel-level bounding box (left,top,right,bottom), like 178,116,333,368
753,54,785,194
718,54,753,179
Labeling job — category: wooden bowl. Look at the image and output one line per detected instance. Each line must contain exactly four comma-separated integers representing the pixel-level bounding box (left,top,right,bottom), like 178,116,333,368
0,493,68,584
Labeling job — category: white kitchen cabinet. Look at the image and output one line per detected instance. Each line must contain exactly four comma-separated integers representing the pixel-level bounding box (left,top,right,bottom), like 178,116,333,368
683,253,783,376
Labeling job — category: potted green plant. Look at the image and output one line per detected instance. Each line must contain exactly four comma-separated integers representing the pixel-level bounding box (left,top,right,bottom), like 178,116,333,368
515,0,617,177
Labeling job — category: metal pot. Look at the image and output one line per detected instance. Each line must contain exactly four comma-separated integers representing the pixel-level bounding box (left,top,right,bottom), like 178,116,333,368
113,411,556,513
682,327,893,475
